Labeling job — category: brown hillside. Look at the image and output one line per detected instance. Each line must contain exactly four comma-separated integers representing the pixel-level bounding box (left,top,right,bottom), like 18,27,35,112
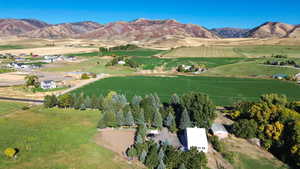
247,22,295,38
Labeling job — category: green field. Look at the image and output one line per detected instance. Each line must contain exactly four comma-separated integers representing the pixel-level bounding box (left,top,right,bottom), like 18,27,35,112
132,57,253,70
71,76,300,106
67,48,164,57
0,45,25,50
0,106,139,169
203,59,300,78
0,68,12,74
163,45,300,58
0,101,27,116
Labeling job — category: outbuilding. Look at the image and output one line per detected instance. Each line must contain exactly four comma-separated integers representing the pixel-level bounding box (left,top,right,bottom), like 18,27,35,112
41,80,56,90
185,127,208,153
211,123,229,139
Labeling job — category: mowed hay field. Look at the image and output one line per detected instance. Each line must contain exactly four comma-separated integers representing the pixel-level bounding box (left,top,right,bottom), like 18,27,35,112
163,46,243,58
0,105,140,169
71,76,300,106
163,45,300,58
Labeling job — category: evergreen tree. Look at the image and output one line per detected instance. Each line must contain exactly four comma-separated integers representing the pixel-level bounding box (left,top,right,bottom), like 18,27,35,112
139,150,147,163
137,123,147,139
158,148,165,162
91,95,99,109
157,160,166,169
179,163,186,169
136,109,145,125
80,103,86,110
103,111,117,127
135,134,143,144
124,110,135,126
44,95,58,108
153,109,163,129
145,144,159,168
170,93,180,105
141,95,156,125
164,112,175,127
84,96,92,108
97,115,106,129
169,117,177,133
131,95,143,107
116,111,125,126
179,108,192,130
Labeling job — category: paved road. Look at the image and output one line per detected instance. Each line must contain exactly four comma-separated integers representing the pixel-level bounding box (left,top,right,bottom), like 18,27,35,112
0,96,43,104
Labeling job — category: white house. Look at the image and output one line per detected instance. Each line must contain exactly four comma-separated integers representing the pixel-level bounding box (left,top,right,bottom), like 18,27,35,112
211,123,229,139
41,80,56,90
185,127,208,153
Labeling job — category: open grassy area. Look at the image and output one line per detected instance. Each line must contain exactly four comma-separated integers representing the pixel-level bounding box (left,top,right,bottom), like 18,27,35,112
203,59,300,78
40,57,134,74
0,106,140,169
234,153,288,169
0,68,13,74
0,101,27,116
163,46,244,58
234,45,300,58
71,76,300,106
132,57,253,70
0,45,25,50
67,48,164,57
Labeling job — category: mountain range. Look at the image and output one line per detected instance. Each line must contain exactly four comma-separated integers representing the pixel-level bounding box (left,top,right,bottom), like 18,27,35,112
0,18,299,41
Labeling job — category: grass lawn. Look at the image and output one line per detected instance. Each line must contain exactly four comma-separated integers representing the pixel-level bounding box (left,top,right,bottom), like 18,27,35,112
234,153,288,169
132,57,253,70
67,48,164,57
0,106,140,169
0,101,27,116
0,68,13,74
203,59,300,78
71,76,300,106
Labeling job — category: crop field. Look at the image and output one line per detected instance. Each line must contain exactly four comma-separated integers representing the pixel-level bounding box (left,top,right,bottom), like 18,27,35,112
234,45,300,57
67,48,164,57
0,106,140,169
163,45,300,58
163,46,244,58
203,59,300,77
132,57,253,70
0,45,25,50
0,101,27,116
71,76,300,106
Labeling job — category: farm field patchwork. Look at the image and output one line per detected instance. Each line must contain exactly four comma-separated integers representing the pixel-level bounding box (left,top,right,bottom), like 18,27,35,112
234,45,300,57
67,48,164,57
0,45,25,50
71,76,300,106
132,57,254,70
0,106,140,169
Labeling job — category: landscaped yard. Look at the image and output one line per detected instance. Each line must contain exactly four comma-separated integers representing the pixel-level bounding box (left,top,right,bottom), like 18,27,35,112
71,76,300,106
0,106,140,169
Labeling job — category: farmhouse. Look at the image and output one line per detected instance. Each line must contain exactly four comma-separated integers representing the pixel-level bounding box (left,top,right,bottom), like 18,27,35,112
211,123,228,139
185,127,208,153
41,80,57,90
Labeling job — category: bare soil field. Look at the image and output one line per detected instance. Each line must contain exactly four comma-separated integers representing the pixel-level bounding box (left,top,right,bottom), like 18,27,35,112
94,128,136,156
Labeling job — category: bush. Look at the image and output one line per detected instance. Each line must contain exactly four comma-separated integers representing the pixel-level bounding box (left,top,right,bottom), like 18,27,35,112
4,148,16,158
231,119,257,139
81,73,90,80
209,136,224,152
222,152,237,164
21,106,30,110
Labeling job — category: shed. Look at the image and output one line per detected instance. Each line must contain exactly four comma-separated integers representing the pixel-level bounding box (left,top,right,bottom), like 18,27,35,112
185,128,208,153
41,80,56,90
211,123,228,139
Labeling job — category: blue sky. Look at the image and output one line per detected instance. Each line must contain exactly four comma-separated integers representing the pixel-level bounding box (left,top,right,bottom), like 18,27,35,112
1,0,299,28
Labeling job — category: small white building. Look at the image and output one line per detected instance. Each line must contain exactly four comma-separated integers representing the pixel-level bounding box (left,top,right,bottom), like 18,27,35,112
117,60,126,65
41,80,56,90
185,127,208,153
211,123,229,139
295,73,300,84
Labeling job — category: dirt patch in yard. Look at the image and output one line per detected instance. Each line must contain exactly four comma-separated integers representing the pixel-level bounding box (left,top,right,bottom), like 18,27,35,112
94,128,136,156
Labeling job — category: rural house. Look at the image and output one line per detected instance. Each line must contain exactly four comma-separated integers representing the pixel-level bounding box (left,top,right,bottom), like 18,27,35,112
211,123,228,139
184,127,208,153
41,80,57,90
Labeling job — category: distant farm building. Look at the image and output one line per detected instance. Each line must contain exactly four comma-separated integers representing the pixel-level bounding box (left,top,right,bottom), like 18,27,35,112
272,74,288,80
184,128,208,153
41,80,56,90
211,123,229,139
295,73,300,84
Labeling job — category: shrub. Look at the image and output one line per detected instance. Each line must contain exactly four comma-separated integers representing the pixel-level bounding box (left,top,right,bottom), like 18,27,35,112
209,136,224,152
21,106,30,110
81,73,90,80
222,152,237,164
4,148,16,158
231,119,257,139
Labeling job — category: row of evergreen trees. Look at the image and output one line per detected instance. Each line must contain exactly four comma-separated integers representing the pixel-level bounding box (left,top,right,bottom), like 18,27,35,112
44,91,216,132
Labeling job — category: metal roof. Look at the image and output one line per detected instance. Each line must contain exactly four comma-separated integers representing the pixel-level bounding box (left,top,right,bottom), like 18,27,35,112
186,128,208,149
211,123,228,133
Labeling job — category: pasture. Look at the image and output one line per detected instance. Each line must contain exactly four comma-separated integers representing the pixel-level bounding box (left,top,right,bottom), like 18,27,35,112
71,76,300,106
0,45,25,50
132,57,253,70
0,106,140,169
67,48,164,57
